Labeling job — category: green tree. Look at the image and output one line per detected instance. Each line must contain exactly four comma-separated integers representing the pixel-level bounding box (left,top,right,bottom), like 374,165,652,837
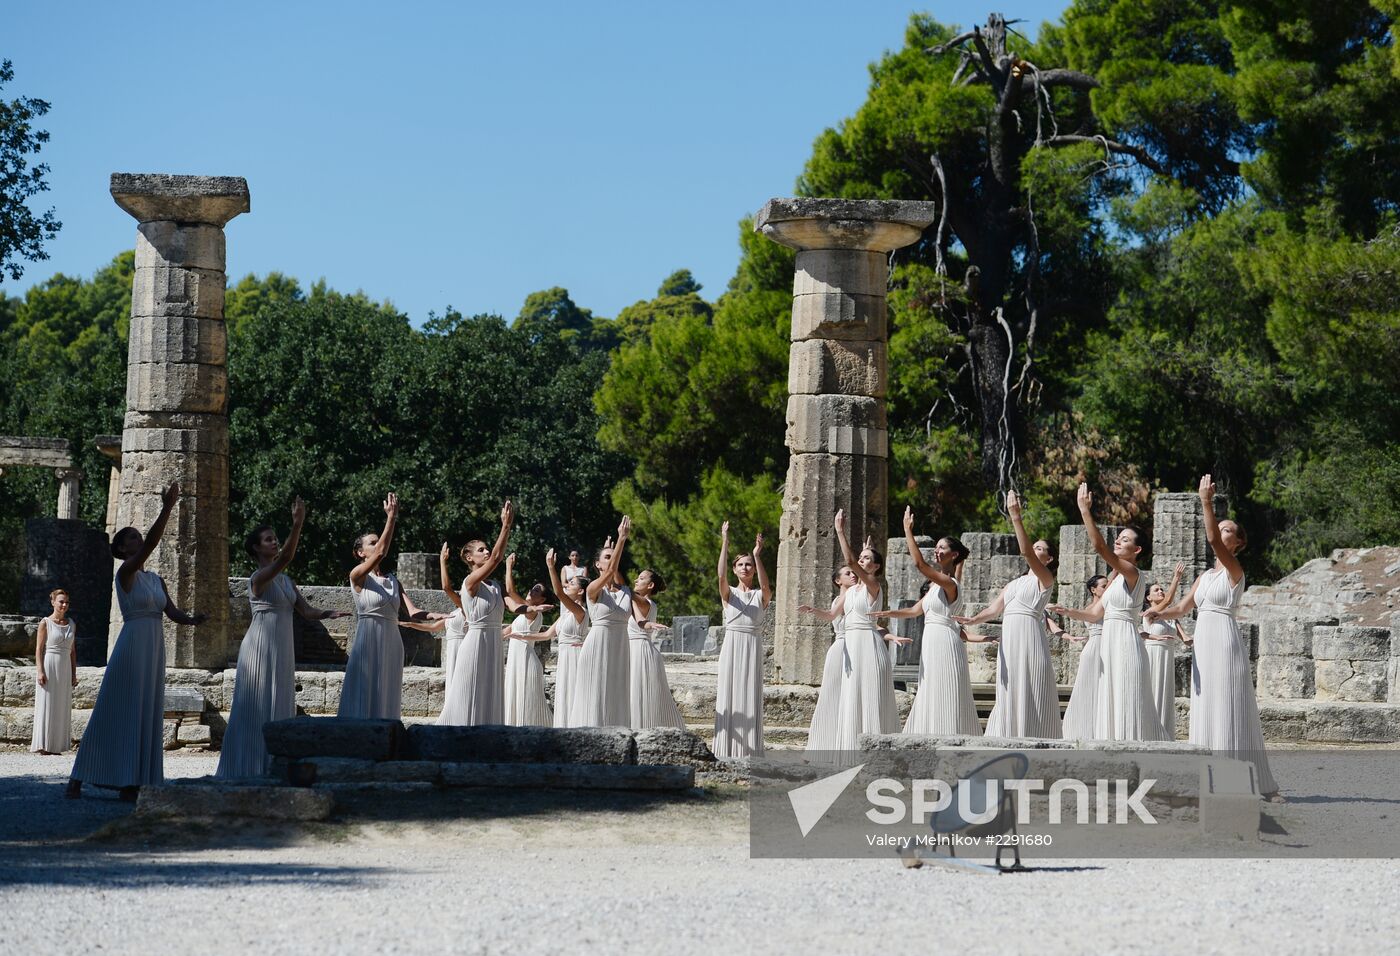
0,60,61,281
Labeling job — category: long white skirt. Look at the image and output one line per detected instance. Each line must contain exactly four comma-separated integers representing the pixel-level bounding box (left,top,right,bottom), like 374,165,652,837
713,629,764,758
339,616,403,720
806,638,846,755
442,635,462,701
985,613,1061,739
1094,623,1167,742
1061,634,1103,740
504,639,552,727
218,609,296,778
629,637,685,729
31,651,73,753
70,618,165,788
902,621,980,736
834,628,896,751
569,623,630,727
438,626,503,726
1146,641,1177,739
553,642,583,728
1190,612,1278,794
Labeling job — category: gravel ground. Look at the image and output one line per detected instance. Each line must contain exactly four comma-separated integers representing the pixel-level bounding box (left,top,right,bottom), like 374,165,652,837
2,747,1398,955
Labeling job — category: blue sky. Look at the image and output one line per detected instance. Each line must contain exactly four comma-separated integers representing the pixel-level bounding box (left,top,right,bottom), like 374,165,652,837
6,1,1070,322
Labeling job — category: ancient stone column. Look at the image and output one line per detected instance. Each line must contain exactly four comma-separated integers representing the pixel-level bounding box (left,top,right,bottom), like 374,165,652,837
755,198,937,684
55,468,81,520
108,173,250,668
95,435,122,536
1150,491,1226,596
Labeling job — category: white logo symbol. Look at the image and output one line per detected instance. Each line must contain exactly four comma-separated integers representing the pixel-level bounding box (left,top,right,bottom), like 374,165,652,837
787,764,866,837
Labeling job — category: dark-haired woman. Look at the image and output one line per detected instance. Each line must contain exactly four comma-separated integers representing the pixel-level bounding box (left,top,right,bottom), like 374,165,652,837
874,508,983,736
438,501,514,725
570,517,634,727
67,482,207,799
339,492,437,720
628,567,685,730
218,497,345,778
1148,475,1280,800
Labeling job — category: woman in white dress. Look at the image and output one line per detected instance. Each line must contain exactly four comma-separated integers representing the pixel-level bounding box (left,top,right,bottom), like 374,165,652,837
32,588,77,755
873,508,984,736
546,548,588,727
219,498,346,778
501,553,557,726
1140,566,1186,739
562,550,589,588
570,516,633,727
340,492,438,721
959,491,1059,738
628,569,686,730
438,501,514,726
1148,475,1281,800
799,567,856,755
1074,483,1166,742
713,521,772,758
67,482,207,800
1050,573,1112,740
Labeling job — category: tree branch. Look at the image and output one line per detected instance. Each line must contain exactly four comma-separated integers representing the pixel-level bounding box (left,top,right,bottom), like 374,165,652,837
1044,135,1168,175
1027,69,1101,93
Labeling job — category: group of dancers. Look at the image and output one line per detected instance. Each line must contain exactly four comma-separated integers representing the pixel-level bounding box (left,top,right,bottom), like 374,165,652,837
54,472,1278,803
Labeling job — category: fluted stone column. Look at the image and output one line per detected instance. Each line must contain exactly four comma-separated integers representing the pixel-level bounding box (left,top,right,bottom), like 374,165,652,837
108,173,249,667
756,198,937,684
55,469,81,520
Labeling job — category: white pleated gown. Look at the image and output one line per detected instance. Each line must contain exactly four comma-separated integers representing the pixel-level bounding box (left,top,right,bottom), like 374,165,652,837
1094,574,1167,742
1190,567,1278,794
902,583,980,736
713,586,766,758
438,579,505,726
834,583,897,751
552,606,588,728
806,611,847,756
1061,622,1104,740
1144,620,1181,738
984,574,1062,739
441,608,465,699
569,585,632,727
31,615,74,753
70,570,167,788
339,572,404,720
504,613,552,727
628,599,685,729
218,573,298,777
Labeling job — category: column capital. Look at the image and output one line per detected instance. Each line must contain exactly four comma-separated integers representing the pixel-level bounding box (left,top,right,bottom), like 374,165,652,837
111,173,250,226
755,197,937,253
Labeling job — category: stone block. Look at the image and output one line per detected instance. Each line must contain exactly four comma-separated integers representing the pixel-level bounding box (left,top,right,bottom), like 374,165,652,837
1259,702,1309,741
394,553,437,590
789,292,887,342
264,717,404,760
136,784,333,821
1312,625,1390,661
791,248,888,297
163,720,180,750
756,198,936,252
672,616,710,655
2,668,35,707
293,672,325,713
124,361,228,415
121,423,228,457
135,221,226,270
117,450,228,497
1304,701,1400,742
293,756,376,783
787,338,886,398
176,723,211,745
784,394,887,456
404,724,636,765
632,727,718,767
439,761,694,791
130,266,226,320
1256,655,1314,699
127,314,226,366
401,670,432,717
111,173,250,226
1389,660,1400,704
1258,617,1329,658
164,685,205,715
0,616,36,657
371,760,443,783
1314,660,1387,702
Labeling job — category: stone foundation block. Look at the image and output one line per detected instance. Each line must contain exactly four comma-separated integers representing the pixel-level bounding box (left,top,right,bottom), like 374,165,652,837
1315,659,1388,702
440,761,694,791
789,292,887,342
135,221,226,270
404,724,636,765
1312,625,1390,661
784,394,887,456
787,338,886,398
136,784,333,821
792,248,888,297
264,717,404,760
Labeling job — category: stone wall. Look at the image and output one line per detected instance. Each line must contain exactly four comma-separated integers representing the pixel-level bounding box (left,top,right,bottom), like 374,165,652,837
21,517,112,666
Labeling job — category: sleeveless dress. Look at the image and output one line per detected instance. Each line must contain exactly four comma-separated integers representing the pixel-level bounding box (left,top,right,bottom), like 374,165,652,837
339,572,404,720
834,582,896,750
984,574,1061,739
1094,573,1167,742
569,584,632,727
70,570,167,788
1061,622,1104,740
441,608,465,699
1144,620,1181,738
552,604,588,728
31,615,75,753
713,586,766,758
805,599,847,755
1191,567,1278,794
438,579,505,725
218,572,298,777
504,612,552,727
628,598,685,729
902,582,980,736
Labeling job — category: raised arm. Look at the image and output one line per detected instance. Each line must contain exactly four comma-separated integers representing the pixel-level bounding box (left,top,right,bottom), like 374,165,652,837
753,531,772,608
835,509,880,593
716,521,731,605
1076,483,1138,585
1146,576,1202,622
1008,490,1055,589
588,516,629,602
903,506,958,603
502,553,527,612
251,497,306,598
546,549,585,622
1153,562,1186,613
119,482,180,593
465,500,513,596
439,541,464,611
1199,475,1244,586
350,493,398,590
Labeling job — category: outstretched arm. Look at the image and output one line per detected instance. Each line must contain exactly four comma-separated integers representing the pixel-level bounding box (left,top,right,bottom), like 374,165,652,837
716,521,731,606
350,493,397,590
798,593,846,623
293,585,348,622
1199,475,1244,587
503,553,528,612
754,532,772,608
440,541,463,612
903,506,958,603
956,587,1007,626
465,501,513,596
871,602,925,621
251,497,307,598
1076,483,1138,586
546,549,585,622
588,516,629,603
158,577,207,626
835,509,880,593
1008,491,1055,590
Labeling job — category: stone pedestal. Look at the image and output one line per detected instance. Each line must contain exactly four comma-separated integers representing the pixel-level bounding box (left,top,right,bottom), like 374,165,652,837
756,197,937,684
108,173,249,668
